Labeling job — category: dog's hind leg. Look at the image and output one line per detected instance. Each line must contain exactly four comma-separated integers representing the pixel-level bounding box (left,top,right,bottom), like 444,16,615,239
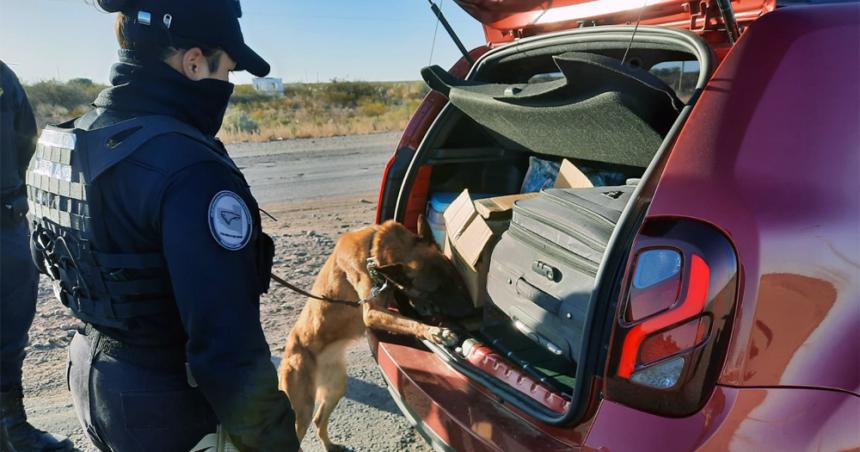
312,341,350,452
279,347,317,443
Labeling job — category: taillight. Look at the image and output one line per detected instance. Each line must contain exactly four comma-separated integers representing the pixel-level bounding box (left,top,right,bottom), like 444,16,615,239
606,219,738,417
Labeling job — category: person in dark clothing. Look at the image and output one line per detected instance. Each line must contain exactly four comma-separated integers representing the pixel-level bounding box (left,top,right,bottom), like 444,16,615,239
25,1,301,450
0,61,75,452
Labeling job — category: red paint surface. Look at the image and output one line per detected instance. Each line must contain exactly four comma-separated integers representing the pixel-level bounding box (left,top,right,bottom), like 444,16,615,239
454,0,775,44
462,342,571,414
646,4,860,394
372,334,594,451
372,3,859,449
584,386,860,451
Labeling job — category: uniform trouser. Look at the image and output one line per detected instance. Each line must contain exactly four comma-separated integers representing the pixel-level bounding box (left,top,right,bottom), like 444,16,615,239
0,219,39,392
68,329,218,452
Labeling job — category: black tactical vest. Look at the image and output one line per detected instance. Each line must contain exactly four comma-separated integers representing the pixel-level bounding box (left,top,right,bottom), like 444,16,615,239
26,114,247,330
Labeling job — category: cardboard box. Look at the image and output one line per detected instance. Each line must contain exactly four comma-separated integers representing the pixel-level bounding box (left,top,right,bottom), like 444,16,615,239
554,159,593,189
474,192,538,221
443,190,511,307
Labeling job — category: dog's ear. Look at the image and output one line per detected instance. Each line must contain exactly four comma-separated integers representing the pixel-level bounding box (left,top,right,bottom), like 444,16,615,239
416,214,435,245
375,263,410,288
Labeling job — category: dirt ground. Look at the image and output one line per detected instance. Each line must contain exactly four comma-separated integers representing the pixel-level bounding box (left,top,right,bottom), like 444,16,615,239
20,134,434,452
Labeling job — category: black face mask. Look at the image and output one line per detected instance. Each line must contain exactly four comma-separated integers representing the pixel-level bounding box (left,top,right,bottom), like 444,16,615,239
94,50,235,136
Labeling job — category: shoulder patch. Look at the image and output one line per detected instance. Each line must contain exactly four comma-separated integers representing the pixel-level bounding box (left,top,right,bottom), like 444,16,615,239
208,191,253,251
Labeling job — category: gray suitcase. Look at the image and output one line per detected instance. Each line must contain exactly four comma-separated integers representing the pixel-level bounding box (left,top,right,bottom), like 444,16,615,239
486,185,634,362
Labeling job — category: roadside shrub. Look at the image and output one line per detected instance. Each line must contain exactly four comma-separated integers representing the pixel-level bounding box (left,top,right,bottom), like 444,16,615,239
359,100,387,117
230,84,272,105
25,79,106,128
322,80,384,107
223,110,259,134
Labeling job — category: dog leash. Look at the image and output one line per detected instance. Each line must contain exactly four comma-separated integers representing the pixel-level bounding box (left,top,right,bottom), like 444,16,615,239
269,258,390,308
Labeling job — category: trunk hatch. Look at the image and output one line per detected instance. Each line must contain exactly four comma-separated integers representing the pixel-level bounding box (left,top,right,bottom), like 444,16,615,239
454,0,775,43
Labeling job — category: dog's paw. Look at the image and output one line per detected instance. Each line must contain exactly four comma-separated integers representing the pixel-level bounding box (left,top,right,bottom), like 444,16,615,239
325,444,354,452
427,326,459,347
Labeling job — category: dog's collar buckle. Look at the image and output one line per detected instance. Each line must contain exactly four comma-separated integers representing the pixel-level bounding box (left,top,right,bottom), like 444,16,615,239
360,257,390,305
366,257,385,285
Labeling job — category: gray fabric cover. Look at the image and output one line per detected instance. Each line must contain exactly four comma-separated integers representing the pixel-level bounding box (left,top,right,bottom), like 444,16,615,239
422,52,681,168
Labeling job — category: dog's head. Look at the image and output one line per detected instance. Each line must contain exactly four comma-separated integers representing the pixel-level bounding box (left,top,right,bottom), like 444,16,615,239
372,217,474,318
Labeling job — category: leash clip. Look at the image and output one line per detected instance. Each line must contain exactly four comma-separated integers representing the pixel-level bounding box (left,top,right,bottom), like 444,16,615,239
359,280,390,306
359,257,390,305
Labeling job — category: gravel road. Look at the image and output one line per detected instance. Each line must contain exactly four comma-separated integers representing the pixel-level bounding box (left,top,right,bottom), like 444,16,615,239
21,132,436,452
231,132,398,204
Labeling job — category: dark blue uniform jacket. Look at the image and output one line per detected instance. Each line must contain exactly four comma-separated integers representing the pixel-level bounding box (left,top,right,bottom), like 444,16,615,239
81,53,298,451
0,61,37,201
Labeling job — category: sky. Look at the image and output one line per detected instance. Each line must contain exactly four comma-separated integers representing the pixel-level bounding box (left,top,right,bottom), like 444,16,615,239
0,0,487,85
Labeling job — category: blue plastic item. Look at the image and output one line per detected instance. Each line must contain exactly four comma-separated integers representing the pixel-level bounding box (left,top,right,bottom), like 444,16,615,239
521,157,560,193
429,192,460,213
427,192,495,216
426,192,497,248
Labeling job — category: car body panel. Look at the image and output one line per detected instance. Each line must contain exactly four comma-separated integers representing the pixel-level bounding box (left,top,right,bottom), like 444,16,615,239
371,333,596,450
371,2,859,450
454,0,775,44
584,386,860,451
643,3,860,394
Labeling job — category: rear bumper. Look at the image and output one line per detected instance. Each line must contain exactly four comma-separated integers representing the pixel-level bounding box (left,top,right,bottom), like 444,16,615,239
369,332,581,451
377,358,455,452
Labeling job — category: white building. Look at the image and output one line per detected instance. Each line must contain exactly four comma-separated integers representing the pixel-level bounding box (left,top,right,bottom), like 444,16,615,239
252,77,284,95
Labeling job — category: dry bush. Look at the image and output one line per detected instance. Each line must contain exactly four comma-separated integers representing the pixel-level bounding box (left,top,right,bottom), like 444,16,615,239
23,78,428,143
219,80,428,143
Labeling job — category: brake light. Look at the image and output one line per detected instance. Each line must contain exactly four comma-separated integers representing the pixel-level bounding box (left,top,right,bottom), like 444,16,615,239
638,316,711,366
618,254,710,379
606,219,738,417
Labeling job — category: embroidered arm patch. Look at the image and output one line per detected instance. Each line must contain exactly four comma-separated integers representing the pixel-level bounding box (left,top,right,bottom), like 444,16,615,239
208,190,253,251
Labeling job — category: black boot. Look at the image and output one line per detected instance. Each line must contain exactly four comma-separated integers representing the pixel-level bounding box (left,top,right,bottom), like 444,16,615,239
0,388,73,452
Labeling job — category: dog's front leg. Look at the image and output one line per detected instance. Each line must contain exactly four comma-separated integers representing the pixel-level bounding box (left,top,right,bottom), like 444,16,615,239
360,293,458,346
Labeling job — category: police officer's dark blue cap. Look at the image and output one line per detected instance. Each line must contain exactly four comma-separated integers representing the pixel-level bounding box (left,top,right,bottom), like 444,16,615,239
98,0,270,77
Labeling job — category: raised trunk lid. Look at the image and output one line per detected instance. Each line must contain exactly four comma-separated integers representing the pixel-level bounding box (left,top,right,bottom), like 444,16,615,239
454,0,775,44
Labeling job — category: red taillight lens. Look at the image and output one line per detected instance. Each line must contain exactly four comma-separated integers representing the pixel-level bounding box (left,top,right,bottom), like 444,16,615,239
618,254,710,379
638,316,711,365
606,220,738,416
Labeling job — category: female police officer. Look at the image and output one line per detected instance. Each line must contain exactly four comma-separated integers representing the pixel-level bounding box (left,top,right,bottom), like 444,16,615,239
26,1,300,450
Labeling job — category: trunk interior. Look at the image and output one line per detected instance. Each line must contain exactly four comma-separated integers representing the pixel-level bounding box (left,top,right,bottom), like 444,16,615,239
391,26,713,425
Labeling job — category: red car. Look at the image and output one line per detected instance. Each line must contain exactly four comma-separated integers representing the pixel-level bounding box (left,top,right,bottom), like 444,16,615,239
371,1,859,450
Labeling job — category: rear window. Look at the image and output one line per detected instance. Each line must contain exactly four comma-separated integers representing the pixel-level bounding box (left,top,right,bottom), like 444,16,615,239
650,60,700,103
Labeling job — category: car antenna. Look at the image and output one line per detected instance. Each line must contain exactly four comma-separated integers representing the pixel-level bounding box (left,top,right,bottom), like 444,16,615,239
621,1,647,65
426,0,474,67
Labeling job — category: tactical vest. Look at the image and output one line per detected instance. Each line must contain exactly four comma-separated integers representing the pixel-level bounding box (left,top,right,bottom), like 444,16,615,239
26,114,252,330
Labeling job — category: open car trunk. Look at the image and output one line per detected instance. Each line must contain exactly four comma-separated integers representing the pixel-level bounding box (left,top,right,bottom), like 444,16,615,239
381,26,714,429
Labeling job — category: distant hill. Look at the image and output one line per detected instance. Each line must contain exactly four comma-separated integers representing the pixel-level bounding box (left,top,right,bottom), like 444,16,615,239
23,79,429,143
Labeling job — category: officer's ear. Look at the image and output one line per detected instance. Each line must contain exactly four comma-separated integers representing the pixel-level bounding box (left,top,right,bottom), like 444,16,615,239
178,47,210,81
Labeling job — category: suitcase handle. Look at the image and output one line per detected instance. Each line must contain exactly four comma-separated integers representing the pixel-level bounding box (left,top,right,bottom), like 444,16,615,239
531,260,560,282
515,278,560,314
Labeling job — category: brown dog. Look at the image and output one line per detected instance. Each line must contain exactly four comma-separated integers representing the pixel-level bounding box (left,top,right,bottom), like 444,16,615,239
277,218,467,451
